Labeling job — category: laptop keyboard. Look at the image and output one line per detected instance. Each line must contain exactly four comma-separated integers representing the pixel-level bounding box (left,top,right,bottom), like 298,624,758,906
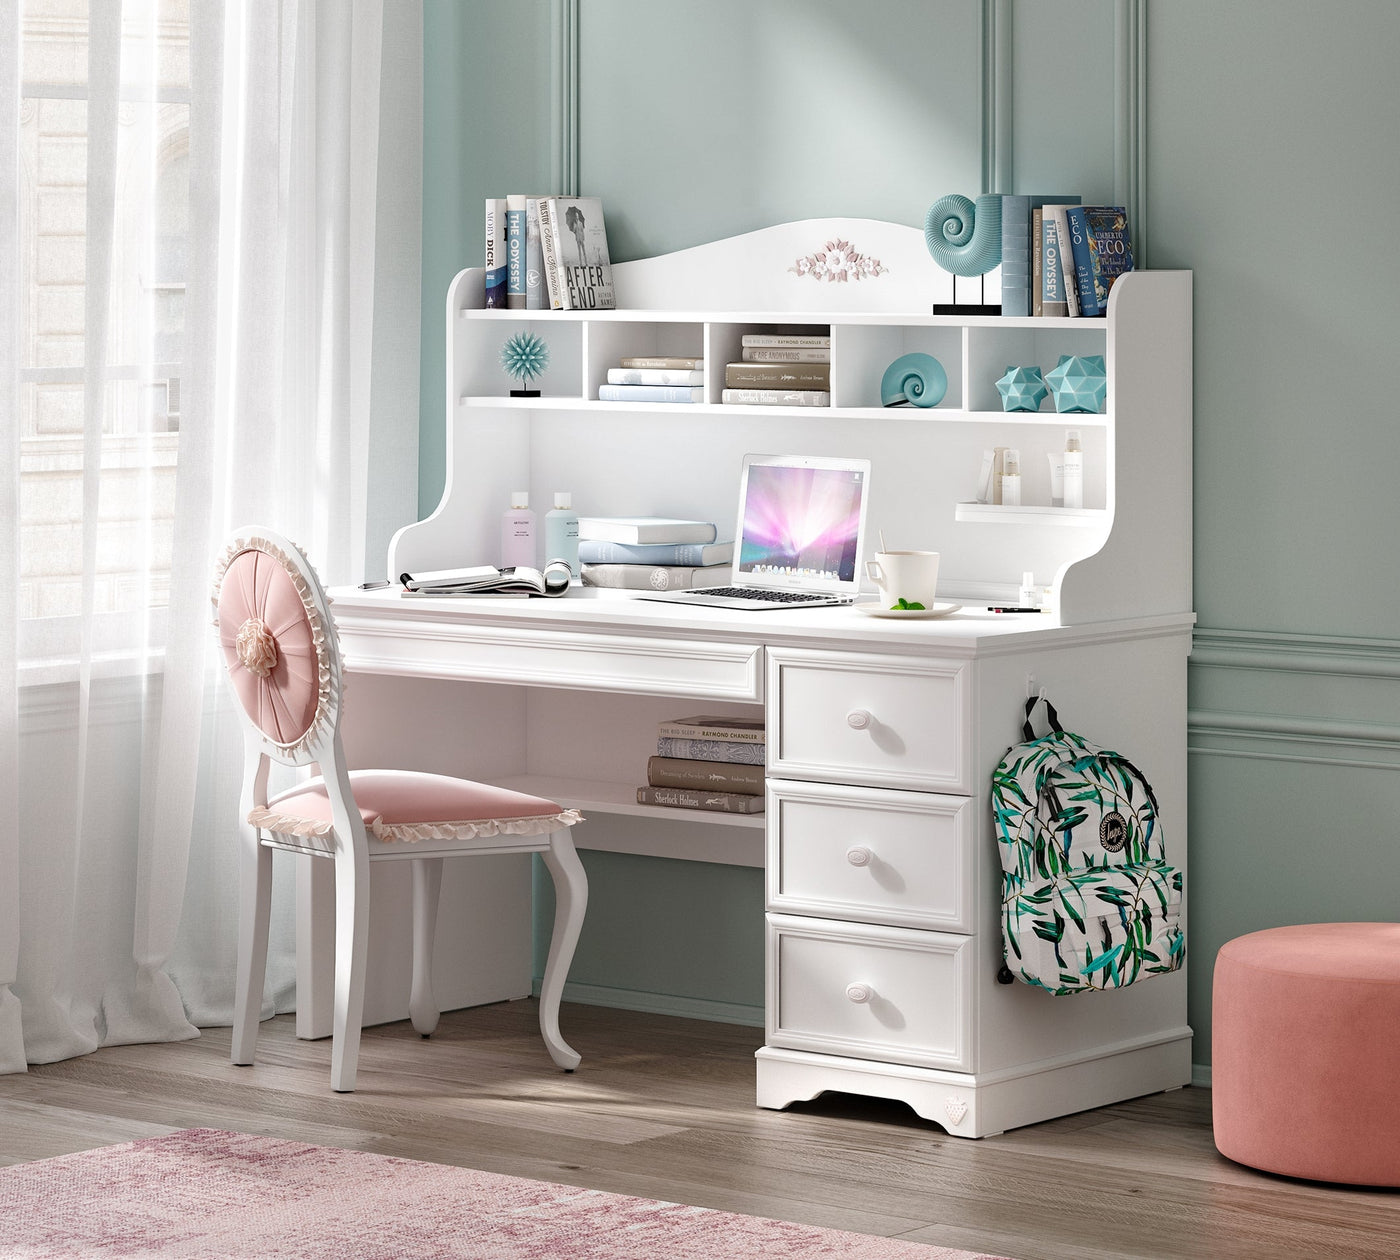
689,586,832,603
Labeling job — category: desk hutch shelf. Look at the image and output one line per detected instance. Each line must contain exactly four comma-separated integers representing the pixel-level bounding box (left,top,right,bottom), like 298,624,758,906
335,219,1193,1139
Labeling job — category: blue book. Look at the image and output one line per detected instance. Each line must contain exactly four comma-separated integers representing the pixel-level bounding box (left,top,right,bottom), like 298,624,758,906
1065,207,1101,316
506,197,526,309
577,539,734,566
1080,206,1134,312
999,196,1031,317
655,736,766,765
597,384,704,404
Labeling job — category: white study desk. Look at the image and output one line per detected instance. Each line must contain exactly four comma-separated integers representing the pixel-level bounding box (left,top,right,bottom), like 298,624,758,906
309,585,1194,1139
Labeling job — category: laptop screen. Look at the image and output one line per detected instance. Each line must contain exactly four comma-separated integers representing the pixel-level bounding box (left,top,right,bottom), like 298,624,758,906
734,456,869,592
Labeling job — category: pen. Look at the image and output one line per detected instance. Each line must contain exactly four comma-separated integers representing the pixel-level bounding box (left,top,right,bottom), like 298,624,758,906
359,580,392,590
987,605,1045,613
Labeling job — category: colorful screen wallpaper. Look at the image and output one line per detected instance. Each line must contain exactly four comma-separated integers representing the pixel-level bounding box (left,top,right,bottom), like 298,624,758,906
737,464,864,582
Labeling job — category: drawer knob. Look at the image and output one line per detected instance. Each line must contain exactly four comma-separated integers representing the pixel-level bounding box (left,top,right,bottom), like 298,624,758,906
846,709,872,730
845,982,874,1005
845,845,874,867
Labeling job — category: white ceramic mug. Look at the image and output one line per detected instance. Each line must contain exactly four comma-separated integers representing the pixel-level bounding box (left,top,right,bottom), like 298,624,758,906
864,550,940,608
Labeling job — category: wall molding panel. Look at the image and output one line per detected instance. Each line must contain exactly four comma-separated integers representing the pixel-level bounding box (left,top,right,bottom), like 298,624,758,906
1114,0,1148,265
550,0,580,196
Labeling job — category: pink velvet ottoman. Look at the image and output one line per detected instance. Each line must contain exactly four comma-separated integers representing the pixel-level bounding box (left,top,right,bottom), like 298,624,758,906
1212,923,1400,1186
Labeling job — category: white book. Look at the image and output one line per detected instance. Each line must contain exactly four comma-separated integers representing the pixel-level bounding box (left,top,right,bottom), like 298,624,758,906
740,333,831,348
576,517,718,545
720,389,830,407
1046,205,1081,317
741,347,831,363
606,368,707,386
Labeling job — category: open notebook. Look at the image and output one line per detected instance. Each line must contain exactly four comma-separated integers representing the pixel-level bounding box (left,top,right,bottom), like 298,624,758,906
640,454,870,610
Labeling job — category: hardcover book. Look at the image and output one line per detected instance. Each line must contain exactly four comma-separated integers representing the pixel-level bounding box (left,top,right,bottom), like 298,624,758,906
1000,195,1031,318
1031,207,1044,318
580,562,728,591
506,195,527,309
725,362,830,389
1040,212,1070,318
536,196,562,308
484,198,507,309
597,384,704,404
741,334,830,348
720,389,830,407
654,736,766,765
605,368,707,386
1047,204,1080,317
646,756,764,795
1064,206,1133,317
657,715,764,744
635,785,765,815
577,539,734,566
544,195,615,310
619,356,704,370
741,347,831,363
524,196,546,309
576,517,718,545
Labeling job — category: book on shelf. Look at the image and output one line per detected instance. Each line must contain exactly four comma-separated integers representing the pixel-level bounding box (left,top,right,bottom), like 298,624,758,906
536,196,562,308
646,756,764,795
577,539,733,566
542,195,615,311
720,388,830,407
655,735,765,765
524,196,545,309
741,333,830,349
577,517,717,545
1001,194,1079,318
741,346,831,363
506,195,527,309
635,785,765,815
657,714,764,744
597,383,704,404
605,367,706,386
1031,208,1044,317
581,562,727,591
398,559,571,598
724,361,830,389
1065,206,1134,317
619,356,704,370
1046,204,1080,317
1039,210,1071,318
484,198,507,308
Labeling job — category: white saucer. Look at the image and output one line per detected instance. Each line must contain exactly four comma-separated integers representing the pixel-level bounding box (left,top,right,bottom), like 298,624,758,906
855,601,962,619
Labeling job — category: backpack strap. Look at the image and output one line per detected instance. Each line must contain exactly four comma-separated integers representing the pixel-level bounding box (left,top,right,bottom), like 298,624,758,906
1022,694,1064,742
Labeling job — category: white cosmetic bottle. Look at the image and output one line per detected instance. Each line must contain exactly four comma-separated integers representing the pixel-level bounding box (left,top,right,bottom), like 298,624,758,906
544,491,580,578
1000,448,1022,506
1062,429,1084,510
500,491,535,568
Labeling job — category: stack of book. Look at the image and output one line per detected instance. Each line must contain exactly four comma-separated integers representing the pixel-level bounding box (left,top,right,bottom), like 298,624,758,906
637,714,765,815
578,516,731,591
721,334,831,406
484,195,615,311
597,355,705,405
1036,203,1134,318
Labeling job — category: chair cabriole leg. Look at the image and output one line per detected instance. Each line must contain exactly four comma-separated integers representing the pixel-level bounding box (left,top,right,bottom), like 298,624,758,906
539,830,587,1070
329,843,370,1092
409,857,444,1036
231,828,273,1066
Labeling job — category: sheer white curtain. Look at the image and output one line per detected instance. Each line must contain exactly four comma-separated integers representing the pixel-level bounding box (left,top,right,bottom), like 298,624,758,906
0,0,421,1073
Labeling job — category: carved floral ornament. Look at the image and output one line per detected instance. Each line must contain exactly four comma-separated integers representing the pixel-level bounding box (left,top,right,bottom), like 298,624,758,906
790,238,887,283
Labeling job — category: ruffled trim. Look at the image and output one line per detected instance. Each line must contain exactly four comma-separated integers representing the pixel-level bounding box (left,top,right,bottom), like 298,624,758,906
247,806,584,844
211,533,337,759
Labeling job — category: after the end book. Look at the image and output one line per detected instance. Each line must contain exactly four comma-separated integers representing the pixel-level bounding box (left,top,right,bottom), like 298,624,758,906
539,196,615,311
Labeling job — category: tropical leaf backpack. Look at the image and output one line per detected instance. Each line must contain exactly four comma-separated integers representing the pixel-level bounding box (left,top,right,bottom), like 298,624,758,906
992,695,1185,995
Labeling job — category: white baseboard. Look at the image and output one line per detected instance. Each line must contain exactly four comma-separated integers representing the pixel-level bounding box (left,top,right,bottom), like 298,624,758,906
1191,1063,1212,1088
536,979,764,1028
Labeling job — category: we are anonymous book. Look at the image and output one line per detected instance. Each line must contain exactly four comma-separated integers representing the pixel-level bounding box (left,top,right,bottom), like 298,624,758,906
543,196,615,310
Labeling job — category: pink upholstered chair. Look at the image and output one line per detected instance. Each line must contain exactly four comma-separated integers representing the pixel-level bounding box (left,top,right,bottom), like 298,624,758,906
211,528,588,1093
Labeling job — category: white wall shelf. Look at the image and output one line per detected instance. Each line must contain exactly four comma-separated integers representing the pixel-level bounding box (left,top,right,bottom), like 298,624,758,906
954,503,1108,527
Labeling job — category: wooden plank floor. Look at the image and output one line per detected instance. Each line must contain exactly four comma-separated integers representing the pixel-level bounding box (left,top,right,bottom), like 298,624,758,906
2,1001,1397,1259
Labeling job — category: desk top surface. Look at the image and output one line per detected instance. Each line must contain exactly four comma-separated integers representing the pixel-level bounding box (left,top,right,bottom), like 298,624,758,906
329,586,1194,657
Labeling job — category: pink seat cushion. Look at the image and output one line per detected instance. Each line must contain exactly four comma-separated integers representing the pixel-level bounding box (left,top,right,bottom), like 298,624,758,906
218,549,320,746
1212,923,1400,1187
260,769,575,842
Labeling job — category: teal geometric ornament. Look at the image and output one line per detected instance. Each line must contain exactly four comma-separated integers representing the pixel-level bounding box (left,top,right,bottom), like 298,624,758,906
1045,354,1106,413
880,352,947,407
995,365,1048,412
501,330,549,396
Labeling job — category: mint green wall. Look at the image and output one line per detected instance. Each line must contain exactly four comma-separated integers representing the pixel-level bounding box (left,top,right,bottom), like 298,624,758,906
420,2,1400,1062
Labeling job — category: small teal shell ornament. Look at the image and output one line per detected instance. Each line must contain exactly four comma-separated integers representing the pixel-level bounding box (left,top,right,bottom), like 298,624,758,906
501,330,549,395
880,352,947,408
924,194,1003,276
995,365,1048,412
1046,354,1107,413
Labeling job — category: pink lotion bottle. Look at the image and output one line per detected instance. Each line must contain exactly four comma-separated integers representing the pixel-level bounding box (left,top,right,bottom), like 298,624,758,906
501,491,536,568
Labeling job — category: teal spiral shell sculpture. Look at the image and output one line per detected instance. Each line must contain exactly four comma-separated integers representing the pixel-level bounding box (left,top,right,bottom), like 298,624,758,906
923,194,1003,277
880,352,947,408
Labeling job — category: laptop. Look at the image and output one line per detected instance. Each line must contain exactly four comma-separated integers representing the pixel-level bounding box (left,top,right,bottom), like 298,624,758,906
640,454,871,610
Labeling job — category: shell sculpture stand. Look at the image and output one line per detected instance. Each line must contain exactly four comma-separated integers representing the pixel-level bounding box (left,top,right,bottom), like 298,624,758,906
925,193,1003,315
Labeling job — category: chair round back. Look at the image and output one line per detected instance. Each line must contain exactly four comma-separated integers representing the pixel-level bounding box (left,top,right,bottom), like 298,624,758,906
212,529,341,762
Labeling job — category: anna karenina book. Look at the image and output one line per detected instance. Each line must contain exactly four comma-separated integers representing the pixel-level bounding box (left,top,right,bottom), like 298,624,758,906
542,196,615,311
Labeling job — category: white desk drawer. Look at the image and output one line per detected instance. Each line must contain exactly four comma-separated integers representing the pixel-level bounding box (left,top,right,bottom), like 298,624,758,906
767,648,971,793
767,779,976,933
766,914,973,1072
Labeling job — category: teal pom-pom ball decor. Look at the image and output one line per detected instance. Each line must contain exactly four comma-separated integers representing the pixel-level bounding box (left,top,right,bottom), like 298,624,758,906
1046,354,1106,413
880,352,947,408
995,365,1047,412
501,331,549,390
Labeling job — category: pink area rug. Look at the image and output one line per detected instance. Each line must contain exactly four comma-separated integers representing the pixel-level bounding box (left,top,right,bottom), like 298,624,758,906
0,1128,1016,1259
